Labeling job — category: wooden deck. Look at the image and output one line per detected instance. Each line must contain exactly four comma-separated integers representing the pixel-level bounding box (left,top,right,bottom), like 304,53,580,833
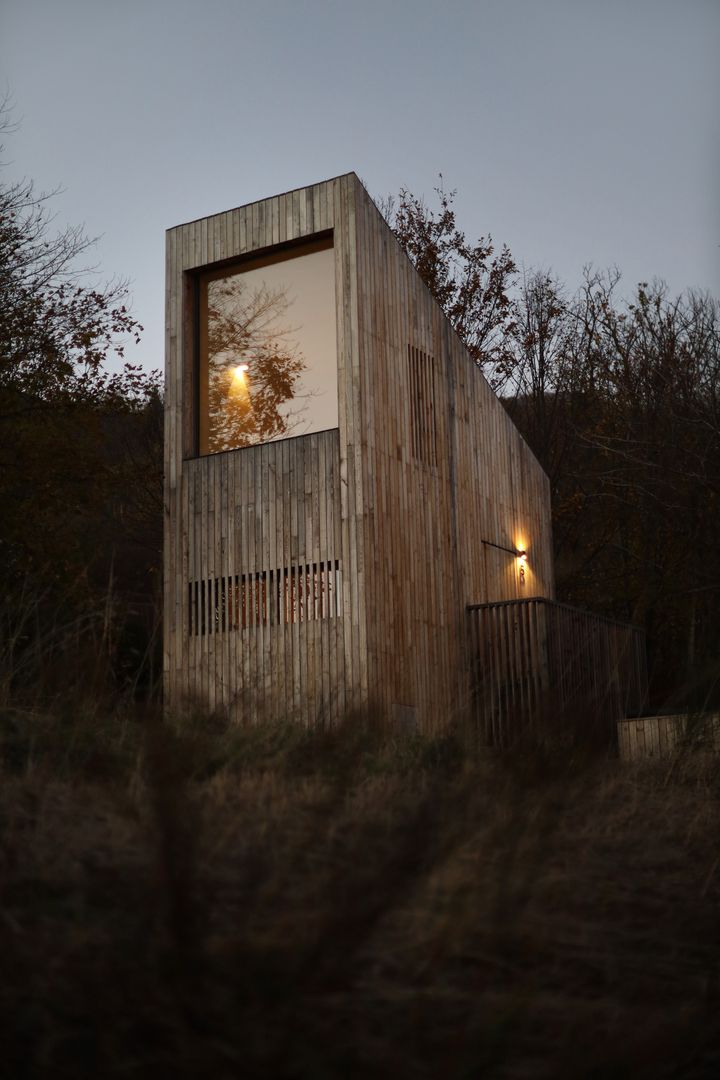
467,597,647,747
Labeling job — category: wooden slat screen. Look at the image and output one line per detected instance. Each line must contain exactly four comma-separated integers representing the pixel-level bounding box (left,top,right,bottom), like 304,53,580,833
467,597,648,747
407,345,437,466
188,560,342,635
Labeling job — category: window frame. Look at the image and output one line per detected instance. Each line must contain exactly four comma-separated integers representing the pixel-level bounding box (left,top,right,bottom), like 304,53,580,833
186,231,335,459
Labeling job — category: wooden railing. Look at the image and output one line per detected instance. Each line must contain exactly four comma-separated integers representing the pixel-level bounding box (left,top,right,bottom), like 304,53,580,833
466,597,647,747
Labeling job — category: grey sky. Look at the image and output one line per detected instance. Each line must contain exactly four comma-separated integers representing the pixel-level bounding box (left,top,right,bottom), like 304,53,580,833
2,0,718,376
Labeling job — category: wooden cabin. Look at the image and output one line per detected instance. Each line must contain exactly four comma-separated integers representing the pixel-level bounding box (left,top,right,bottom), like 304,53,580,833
164,172,554,731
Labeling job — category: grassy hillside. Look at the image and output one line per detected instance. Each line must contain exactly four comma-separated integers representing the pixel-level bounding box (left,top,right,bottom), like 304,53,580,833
1,704,719,1079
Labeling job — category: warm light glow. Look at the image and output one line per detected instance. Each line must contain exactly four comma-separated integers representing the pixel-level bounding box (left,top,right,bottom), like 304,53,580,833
516,549,528,562
228,363,252,415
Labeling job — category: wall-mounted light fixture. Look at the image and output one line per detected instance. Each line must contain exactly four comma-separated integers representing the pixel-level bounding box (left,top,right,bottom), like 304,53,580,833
482,539,521,558
481,538,529,584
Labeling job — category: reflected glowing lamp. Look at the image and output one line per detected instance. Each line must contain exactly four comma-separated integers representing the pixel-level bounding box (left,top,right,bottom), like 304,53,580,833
232,363,250,381
516,549,528,563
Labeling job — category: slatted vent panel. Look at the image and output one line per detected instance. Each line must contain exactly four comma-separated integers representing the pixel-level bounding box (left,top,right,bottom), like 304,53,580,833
407,345,437,466
188,560,342,636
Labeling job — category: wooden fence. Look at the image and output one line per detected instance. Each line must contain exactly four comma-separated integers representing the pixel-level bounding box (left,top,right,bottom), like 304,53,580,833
617,713,720,761
466,597,647,747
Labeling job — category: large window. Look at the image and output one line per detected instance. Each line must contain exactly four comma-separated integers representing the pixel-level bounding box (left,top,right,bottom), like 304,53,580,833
197,236,338,455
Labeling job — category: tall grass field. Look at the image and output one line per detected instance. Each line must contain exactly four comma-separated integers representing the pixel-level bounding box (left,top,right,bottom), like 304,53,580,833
1,688,719,1078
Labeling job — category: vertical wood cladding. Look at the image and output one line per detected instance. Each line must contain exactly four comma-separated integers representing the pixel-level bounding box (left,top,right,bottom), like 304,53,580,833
165,178,363,725
352,177,554,730
165,174,554,729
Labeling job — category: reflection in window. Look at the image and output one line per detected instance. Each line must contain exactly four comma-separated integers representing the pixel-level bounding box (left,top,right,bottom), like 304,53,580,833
198,238,337,454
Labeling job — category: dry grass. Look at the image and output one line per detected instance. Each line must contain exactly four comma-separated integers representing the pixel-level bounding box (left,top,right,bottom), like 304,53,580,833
1,705,719,1079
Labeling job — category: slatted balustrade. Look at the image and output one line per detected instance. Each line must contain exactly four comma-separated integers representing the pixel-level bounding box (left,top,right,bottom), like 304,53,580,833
467,597,647,747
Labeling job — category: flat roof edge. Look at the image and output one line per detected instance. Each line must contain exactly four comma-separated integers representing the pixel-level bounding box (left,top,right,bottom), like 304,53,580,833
166,171,363,234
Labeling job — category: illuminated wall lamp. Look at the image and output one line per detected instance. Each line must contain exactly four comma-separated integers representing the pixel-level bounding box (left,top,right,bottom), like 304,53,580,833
516,549,527,563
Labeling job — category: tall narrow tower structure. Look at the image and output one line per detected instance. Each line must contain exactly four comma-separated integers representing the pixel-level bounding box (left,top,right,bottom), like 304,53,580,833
164,173,554,729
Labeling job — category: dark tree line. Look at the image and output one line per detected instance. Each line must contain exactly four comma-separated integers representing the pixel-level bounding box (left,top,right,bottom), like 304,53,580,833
0,111,163,700
385,184,720,707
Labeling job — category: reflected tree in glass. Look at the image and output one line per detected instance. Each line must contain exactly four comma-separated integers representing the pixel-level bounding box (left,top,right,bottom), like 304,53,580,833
206,276,307,453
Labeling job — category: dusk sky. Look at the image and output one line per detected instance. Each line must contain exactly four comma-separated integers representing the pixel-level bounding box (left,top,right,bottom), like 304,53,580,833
2,0,718,376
